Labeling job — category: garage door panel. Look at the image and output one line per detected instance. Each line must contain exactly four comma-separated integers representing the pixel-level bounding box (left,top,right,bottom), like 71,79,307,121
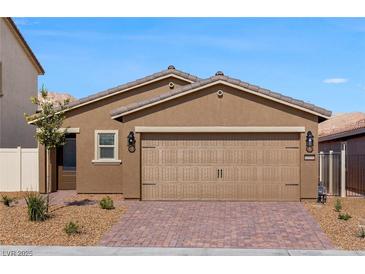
281,167,300,183
143,182,299,201
142,133,300,201
223,150,260,164
236,167,258,181
180,149,221,164
263,150,299,165
142,149,159,165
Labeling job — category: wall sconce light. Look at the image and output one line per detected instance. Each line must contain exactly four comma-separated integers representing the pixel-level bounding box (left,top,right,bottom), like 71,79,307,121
127,131,136,153
306,131,314,153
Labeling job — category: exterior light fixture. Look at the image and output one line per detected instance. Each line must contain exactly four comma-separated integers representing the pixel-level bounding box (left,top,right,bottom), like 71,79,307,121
306,131,314,153
127,131,136,153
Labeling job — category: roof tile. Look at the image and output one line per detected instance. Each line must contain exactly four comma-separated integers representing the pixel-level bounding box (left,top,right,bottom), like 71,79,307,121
65,68,201,110
111,74,332,118
319,112,365,137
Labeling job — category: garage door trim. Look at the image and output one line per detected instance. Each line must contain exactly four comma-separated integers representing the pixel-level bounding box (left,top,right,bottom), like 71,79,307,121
135,126,305,133
141,132,301,201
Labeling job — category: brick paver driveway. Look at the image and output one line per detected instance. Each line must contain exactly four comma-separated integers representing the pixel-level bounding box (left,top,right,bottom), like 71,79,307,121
100,201,333,249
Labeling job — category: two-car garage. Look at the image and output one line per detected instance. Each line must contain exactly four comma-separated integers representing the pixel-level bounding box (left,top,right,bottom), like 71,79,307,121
141,130,300,201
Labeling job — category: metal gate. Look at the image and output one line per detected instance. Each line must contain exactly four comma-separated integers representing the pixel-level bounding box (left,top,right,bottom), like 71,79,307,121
319,150,365,197
346,154,365,197
319,152,341,196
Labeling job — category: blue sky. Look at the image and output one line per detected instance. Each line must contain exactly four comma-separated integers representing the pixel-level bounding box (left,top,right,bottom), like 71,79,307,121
14,18,365,113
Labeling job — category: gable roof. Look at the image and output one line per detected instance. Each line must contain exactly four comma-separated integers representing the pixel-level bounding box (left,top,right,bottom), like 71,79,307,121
62,66,201,112
110,73,332,120
319,112,365,141
3,18,44,75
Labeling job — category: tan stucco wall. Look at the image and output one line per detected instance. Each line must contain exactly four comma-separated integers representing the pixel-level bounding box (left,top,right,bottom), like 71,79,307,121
41,80,320,200
0,19,38,148
38,77,192,193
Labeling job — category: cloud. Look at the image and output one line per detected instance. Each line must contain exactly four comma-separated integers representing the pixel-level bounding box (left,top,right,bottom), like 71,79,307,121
323,78,348,84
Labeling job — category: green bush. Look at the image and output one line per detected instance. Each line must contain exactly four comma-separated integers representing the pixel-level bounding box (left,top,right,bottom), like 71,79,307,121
334,199,342,212
1,195,14,207
358,227,365,239
338,213,352,221
64,221,80,236
25,193,48,221
100,196,114,210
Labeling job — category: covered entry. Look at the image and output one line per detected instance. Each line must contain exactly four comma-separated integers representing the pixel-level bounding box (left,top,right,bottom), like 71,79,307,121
140,128,301,201
56,134,77,190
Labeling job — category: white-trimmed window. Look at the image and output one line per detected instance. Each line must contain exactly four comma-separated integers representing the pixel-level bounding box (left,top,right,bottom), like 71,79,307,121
93,130,121,164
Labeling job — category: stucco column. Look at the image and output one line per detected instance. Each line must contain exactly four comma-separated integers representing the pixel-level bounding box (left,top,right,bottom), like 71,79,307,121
319,151,324,183
329,150,333,195
341,143,346,197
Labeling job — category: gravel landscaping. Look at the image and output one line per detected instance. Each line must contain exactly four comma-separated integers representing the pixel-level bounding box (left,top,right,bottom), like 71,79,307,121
0,192,126,246
304,197,365,250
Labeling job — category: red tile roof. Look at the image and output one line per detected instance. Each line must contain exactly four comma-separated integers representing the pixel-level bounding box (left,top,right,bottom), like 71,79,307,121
319,112,365,138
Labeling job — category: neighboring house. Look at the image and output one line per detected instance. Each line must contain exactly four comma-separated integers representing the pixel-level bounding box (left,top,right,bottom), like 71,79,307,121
0,17,44,148
319,112,365,196
35,66,331,201
319,112,365,153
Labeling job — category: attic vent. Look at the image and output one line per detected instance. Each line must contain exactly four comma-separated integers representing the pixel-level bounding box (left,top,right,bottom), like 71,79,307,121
215,71,224,76
168,65,175,70
169,82,175,89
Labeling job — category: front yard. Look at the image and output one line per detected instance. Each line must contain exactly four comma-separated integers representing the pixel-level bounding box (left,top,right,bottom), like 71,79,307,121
1,192,364,250
304,197,365,250
0,192,126,246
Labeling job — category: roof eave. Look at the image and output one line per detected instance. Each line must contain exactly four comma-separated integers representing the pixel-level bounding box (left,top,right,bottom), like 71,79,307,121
319,127,365,142
64,72,198,112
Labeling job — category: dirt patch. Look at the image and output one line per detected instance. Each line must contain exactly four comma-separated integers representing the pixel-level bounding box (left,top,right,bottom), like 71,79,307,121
303,197,365,250
0,194,126,246
0,192,37,201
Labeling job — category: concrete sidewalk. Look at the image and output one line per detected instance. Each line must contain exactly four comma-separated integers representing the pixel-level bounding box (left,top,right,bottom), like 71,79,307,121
1,245,364,256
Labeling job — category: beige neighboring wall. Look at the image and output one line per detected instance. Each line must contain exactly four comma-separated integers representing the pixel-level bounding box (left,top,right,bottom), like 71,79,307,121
0,18,41,148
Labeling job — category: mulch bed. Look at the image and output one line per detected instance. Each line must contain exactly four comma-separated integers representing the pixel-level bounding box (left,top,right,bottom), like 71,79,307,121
303,197,365,250
0,193,126,246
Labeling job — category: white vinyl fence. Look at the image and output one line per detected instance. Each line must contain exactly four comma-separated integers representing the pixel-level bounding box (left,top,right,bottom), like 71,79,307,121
0,147,39,192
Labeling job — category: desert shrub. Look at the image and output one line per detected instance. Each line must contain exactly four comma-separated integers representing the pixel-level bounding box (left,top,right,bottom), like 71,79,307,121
1,195,14,207
334,199,342,212
358,227,365,239
100,196,114,210
338,212,352,221
64,221,80,236
25,193,48,221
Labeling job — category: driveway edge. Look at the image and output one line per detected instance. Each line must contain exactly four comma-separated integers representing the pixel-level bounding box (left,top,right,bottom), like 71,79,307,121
1,246,363,256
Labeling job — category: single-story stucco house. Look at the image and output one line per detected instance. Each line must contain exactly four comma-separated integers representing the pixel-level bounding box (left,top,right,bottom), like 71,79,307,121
34,66,331,201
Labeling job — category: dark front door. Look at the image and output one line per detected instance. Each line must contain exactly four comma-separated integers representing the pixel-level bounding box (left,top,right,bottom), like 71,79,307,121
57,134,76,190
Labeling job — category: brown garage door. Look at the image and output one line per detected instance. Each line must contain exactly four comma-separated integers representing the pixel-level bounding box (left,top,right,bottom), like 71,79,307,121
141,133,300,201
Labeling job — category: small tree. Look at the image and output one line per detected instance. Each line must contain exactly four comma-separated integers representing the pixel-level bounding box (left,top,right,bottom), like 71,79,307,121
25,86,70,210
